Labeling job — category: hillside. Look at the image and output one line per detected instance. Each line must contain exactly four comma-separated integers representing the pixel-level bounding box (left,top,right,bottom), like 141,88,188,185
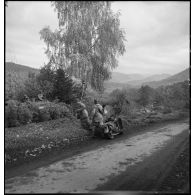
109,72,146,83
127,74,170,86
144,68,190,88
104,81,133,93
5,62,40,100
104,68,189,92
6,62,39,76
105,72,171,92
5,62,189,93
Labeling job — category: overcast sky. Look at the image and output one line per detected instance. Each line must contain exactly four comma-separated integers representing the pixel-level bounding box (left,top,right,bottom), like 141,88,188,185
6,1,190,75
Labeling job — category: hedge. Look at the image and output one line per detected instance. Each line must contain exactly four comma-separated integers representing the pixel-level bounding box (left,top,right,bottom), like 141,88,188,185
5,100,72,128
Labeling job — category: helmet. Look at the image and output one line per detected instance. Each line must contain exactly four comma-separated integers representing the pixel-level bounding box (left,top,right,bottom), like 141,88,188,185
77,102,86,109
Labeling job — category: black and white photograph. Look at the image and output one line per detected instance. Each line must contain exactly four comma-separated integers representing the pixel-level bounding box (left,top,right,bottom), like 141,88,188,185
5,1,190,194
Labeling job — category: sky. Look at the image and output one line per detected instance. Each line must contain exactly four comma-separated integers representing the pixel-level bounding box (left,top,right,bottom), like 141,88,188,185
6,1,190,75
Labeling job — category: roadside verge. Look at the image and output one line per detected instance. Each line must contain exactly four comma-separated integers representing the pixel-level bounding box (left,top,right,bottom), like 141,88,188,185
5,110,189,168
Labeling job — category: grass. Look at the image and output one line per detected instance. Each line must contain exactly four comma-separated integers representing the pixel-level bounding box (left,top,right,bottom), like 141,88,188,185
5,109,189,167
5,117,90,165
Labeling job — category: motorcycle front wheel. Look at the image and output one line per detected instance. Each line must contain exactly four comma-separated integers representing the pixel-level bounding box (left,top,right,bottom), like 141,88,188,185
105,132,114,139
104,125,114,139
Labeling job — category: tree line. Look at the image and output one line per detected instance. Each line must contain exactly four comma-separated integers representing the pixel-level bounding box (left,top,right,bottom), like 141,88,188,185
107,81,190,115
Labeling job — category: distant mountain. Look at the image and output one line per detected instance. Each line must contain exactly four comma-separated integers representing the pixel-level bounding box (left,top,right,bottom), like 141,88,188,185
6,62,39,75
104,68,189,92
5,62,40,100
109,72,146,83
105,72,171,92
6,62,189,93
104,81,133,93
127,73,171,86
144,68,190,88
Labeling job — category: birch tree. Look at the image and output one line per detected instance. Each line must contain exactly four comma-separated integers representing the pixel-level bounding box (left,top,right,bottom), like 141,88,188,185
40,1,126,92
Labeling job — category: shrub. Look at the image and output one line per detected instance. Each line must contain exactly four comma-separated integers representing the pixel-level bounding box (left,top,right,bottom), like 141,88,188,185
5,100,74,128
162,107,172,114
136,85,155,108
16,88,27,102
57,103,72,117
5,100,20,127
121,101,139,119
38,107,51,122
24,73,41,99
53,69,73,104
48,105,61,119
17,103,32,125
27,102,40,122
38,80,54,100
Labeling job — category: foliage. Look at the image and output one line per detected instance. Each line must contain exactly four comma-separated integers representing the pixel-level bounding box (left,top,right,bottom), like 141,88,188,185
17,103,33,125
37,65,82,103
136,85,155,108
23,72,42,99
27,102,40,122
5,100,33,127
162,107,172,114
48,105,61,119
8,64,82,103
5,72,26,101
38,64,56,82
5,100,73,128
5,117,88,166
38,80,54,100
38,107,51,122
81,94,95,115
107,81,190,117
121,100,138,118
153,88,165,106
40,1,126,92
36,64,55,100
156,81,190,110
5,100,20,127
49,102,71,119
53,68,73,103
109,89,127,106
5,63,40,102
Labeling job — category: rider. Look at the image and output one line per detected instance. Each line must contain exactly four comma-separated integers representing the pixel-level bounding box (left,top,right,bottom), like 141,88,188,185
72,98,91,131
91,99,104,124
91,99,109,136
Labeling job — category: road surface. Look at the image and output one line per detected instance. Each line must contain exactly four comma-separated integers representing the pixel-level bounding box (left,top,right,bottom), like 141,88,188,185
5,120,190,193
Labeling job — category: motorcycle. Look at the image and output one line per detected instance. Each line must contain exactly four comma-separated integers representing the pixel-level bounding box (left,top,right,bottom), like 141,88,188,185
93,116,123,139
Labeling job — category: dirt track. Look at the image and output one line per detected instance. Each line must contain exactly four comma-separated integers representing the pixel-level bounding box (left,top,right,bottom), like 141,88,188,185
5,120,190,193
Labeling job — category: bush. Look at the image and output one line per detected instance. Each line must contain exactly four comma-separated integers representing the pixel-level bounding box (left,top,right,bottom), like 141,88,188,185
53,69,74,103
38,107,51,122
27,102,40,122
17,103,32,125
162,107,172,114
24,73,41,100
121,98,139,114
48,105,61,119
35,102,72,122
57,103,72,117
5,100,20,127
5,100,74,128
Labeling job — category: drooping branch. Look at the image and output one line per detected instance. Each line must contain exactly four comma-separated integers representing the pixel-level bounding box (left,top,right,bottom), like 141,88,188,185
40,1,126,92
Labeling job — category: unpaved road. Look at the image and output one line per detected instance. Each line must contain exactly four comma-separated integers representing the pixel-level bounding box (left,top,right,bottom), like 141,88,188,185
5,120,190,193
